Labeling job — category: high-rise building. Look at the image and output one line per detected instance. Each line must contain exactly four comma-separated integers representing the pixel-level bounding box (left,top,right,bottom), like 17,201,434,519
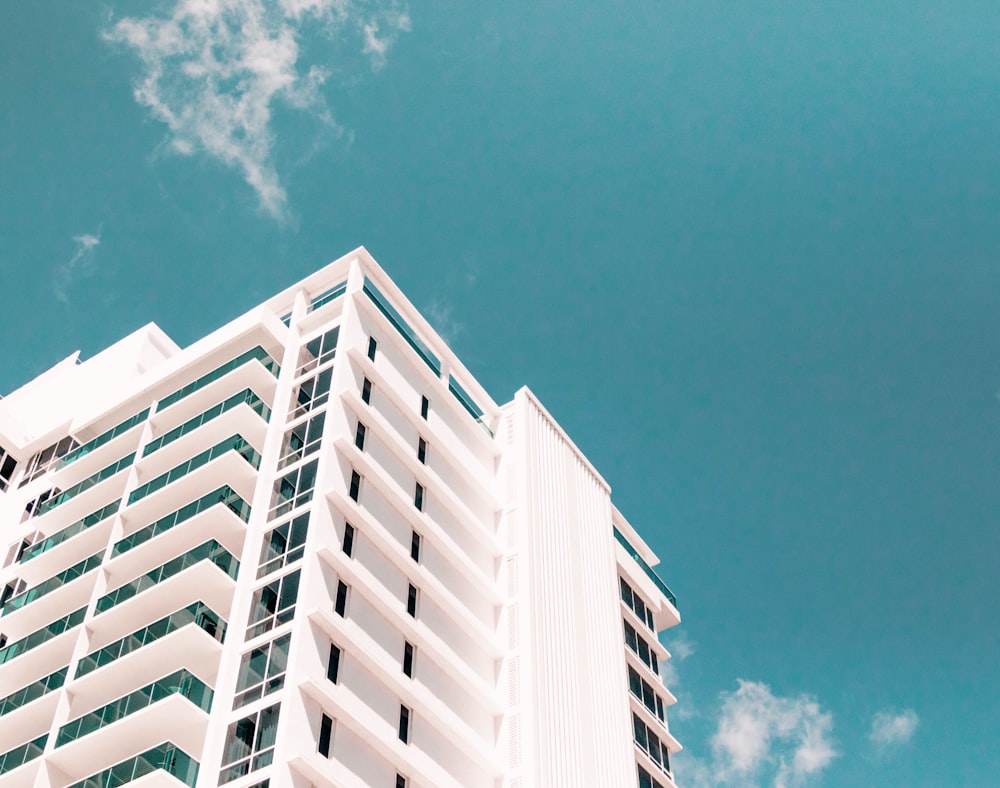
0,248,681,788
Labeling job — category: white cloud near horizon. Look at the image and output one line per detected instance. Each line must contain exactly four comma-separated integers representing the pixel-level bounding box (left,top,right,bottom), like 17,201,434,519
105,0,411,219
869,709,919,750
681,680,837,788
54,230,102,303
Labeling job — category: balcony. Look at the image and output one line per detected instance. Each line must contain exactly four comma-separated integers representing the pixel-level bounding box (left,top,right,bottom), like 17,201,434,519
614,527,680,630
35,452,135,517
67,742,199,788
18,498,119,572
0,734,46,777
143,389,271,458
0,666,66,717
2,549,103,618
155,346,279,414
58,408,150,470
0,607,85,688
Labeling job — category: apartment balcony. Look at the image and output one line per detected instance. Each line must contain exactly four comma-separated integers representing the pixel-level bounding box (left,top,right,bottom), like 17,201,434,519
0,551,102,638
45,674,212,785
0,675,60,773
65,742,199,788
15,499,118,588
0,607,85,690
52,407,149,481
29,461,131,539
0,733,46,788
614,529,680,631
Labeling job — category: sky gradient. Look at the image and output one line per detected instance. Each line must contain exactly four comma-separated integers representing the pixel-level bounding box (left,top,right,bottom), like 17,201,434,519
2,2,999,785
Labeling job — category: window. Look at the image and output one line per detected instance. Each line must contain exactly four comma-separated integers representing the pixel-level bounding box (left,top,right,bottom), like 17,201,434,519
633,713,671,776
0,447,17,492
402,642,414,678
406,583,418,617
349,471,361,502
414,483,424,512
219,704,280,783
420,396,429,420
416,438,426,464
354,422,366,451
269,459,318,520
343,523,355,557
234,633,291,708
297,327,339,375
624,620,659,675
247,570,301,639
396,775,407,788
258,514,309,578
410,531,421,562
628,666,666,723
620,577,656,632
361,378,372,404
367,337,378,361
289,368,333,420
398,705,410,743
277,412,325,469
637,765,667,788
327,644,341,683
318,714,333,757
20,437,77,487
335,581,349,617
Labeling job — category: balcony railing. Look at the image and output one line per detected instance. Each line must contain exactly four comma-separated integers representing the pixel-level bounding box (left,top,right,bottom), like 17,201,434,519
156,347,280,413
56,669,212,747
0,734,46,775
3,549,104,616
614,527,677,609
68,742,200,788
58,409,150,469
363,277,442,376
307,281,348,313
95,541,239,614
0,607,86,665
143,389,271,457
0,667,67,716
76,602,226,678
36,453,135,516
128,436,260,506
19,499,120,563
113,487,250,557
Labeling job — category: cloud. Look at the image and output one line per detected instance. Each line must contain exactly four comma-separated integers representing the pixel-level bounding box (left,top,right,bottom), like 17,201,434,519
679,680,837,788
54,229,102,303
105,0,411,219
425,298,463,345
869,709,919,750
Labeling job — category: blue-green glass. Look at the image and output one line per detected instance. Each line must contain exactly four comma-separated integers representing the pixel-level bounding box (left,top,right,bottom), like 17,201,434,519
143,389,270,457
128,436,260,505
68,742,200,788
3,550,104,616
363,278,441,376
95,541,239,614
20,499,120,563
447,375,494,437
56,670,213,747
37,453,135,516
156,347,280,412
58,409,150,469
76,602,226,677
308,281,348,313
0,607,86,665
0,734,47,775
613,527,678,609
0,667,66,716
114,486,250,556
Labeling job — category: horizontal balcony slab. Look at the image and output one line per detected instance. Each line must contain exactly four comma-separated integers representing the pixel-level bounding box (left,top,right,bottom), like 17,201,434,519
0,573,101,642
16,518,114,589
616,544,680,631
151,356,278,427
0,693,59,761
0,628,80,693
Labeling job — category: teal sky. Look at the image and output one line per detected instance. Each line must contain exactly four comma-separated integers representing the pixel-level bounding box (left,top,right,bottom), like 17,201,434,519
2,2,999,785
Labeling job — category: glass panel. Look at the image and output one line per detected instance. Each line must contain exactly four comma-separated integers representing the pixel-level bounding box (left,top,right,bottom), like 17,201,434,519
36,453,135,516
115,487,250,555
0,667,67,716
156,347,280,413
613,527,677,608
20,499,120,563
67,742,200,788
59,409,150,468
363,278,441,375
0,607,86,665
144,389,270,456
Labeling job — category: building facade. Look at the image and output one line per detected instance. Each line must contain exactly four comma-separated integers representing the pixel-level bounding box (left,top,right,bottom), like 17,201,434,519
0,248,681,788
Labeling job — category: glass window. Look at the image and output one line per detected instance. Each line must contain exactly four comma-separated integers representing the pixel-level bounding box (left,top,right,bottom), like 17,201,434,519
410,531,421,562
406,584,418,617
219,704,280,783
403,642,414,678
277,413,325,470
318,714,333,757
289,368,333,420
367,337,377,361
327,644,341,683
0,448,17,492
269,460,318,520
414,483,424,512
398,705,410,743
349,471,361,502
420,396,429,420
20,437,78,487
334,581,349,617
354,422,366,451
258,514,309,578
417,438,426,464
247,570,300,639
343,523,355,557
297,327,339,375
361,378,372,404
234,633,291,708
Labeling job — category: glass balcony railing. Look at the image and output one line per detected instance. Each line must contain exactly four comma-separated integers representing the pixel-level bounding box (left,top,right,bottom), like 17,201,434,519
56,670,212,747
308,281,348,313
447,375,494,437
68,741,199,788
95,541,239,615
143,389,271,457
76,602,226,678
19,499,121,563
114,487,250,557
36,454,135,516
0,607,86,665
613,527,678,609
3,549,104,616
128,436,260,506
156,347,280,413
58,409,150,469
0,667,67,716
363,277,442,376
0,734,46,775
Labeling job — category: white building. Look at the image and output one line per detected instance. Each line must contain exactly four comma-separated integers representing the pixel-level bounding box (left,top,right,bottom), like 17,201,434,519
0,248,681,788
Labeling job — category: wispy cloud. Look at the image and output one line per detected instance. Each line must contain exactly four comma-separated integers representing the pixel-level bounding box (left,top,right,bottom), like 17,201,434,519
105,0,411,219
54,229,102,303
682,680,837,788
425,298,463,346
869,709,919,750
